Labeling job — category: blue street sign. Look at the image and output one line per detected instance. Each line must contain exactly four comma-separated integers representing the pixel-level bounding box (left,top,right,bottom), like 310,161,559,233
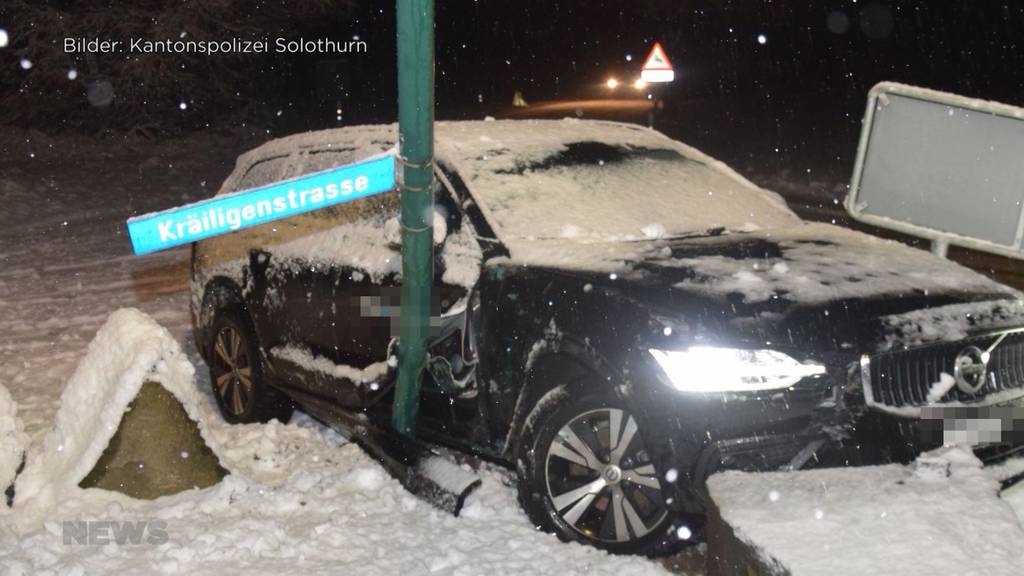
127,154,395,255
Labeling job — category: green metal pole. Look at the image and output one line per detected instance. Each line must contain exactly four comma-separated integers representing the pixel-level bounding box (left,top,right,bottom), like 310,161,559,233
393,0,435,436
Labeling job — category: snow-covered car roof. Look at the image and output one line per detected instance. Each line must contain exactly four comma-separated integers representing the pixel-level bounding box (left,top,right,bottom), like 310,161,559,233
226,119,799,243
433,119,800,242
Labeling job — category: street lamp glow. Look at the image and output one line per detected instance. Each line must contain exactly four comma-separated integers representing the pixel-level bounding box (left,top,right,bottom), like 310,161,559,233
633,78,647,90
606,78,619,89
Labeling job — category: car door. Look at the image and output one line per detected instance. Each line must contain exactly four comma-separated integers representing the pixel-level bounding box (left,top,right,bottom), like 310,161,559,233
254,148,398,402
222,152,319,359
329,188,405,403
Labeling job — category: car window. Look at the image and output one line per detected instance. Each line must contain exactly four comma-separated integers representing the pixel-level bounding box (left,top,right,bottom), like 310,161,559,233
302,148,361,173
309,190,399,225
237,154,291,190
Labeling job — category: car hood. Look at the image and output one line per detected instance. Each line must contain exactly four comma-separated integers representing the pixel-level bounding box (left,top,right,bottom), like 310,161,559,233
500,222,1024,353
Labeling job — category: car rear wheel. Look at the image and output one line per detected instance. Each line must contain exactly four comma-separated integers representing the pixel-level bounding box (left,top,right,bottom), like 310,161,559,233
208,306,292,424
517,389,671,555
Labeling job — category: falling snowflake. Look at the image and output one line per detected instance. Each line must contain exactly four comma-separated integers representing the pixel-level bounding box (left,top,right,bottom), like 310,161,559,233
757,34,767,45
179,101,188,110
0,28,8,48
67,68,77,80
19,58,31,70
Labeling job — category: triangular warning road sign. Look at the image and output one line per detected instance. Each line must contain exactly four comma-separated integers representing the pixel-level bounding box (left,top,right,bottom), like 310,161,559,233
642,42,672,71
641,42,675,83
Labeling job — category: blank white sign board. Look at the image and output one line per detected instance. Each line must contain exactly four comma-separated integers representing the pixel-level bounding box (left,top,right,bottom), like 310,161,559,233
846,82,1024,259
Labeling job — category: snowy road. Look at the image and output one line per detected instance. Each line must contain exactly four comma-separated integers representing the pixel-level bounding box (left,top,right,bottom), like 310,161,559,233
0,138,215,442
0,135,683,575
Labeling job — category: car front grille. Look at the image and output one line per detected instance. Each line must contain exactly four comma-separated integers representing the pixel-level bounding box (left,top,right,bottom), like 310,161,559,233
864,329,1024,412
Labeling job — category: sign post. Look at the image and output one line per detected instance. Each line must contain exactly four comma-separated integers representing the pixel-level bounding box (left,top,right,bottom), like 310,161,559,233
640,42,674,129
393,0,436,436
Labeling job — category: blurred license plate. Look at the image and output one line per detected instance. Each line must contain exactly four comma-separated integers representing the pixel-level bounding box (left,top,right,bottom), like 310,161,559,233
919,405,1024,446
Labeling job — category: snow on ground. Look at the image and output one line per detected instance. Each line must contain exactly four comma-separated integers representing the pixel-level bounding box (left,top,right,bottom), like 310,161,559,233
0,384,27,497
1,309,665,575
11,308,201,528
0,134,669,575
709,446,1024,575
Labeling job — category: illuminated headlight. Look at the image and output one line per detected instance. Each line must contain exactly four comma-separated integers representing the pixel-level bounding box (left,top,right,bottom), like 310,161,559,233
648,347,827,393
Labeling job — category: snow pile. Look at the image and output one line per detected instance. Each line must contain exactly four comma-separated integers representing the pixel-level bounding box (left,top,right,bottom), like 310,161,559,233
1,433,669,575
2,397,667,575
709,446,1024,575
0,383,28,496
10,308,216,529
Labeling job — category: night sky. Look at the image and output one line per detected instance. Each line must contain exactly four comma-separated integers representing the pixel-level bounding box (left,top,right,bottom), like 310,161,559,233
343,1,1024,118
332,1,1024,173
3,0,1023,168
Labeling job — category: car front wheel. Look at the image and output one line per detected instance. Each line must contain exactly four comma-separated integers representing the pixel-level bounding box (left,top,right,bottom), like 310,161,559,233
517,389,671,555
208,305,292,424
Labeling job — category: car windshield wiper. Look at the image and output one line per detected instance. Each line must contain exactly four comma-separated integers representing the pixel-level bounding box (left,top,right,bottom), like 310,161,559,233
628,226,731,243
507,226,736,243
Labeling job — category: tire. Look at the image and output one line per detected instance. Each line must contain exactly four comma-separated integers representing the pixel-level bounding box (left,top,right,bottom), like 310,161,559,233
208,305,293,424
516,387,673,555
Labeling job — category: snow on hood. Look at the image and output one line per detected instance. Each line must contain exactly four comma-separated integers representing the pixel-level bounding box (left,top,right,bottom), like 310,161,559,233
11,308,217,529
485,222,1019,306
879,299,1024,351
660,222,1020,305
708,446,1024,575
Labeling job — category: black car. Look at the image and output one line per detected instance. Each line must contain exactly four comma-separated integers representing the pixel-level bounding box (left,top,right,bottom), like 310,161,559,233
191,119,1024,555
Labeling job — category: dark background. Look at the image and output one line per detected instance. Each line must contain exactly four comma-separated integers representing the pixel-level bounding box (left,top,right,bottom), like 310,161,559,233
2,1,1023,186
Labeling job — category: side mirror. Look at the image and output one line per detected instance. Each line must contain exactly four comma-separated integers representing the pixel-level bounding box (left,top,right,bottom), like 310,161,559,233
384,216,402,249
383,211,448,250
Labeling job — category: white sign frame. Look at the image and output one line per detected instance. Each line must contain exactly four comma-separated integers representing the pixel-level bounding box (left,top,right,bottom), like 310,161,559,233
846,82,1024,260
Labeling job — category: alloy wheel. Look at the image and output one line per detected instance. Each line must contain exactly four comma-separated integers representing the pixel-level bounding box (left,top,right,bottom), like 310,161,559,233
544,408,668,544
211,325,253,416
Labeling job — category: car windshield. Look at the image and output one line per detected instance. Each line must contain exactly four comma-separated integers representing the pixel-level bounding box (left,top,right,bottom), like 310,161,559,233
440,123,801,241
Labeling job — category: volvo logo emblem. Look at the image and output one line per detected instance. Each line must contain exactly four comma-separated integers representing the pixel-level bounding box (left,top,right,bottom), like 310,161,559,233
953,346,988,395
